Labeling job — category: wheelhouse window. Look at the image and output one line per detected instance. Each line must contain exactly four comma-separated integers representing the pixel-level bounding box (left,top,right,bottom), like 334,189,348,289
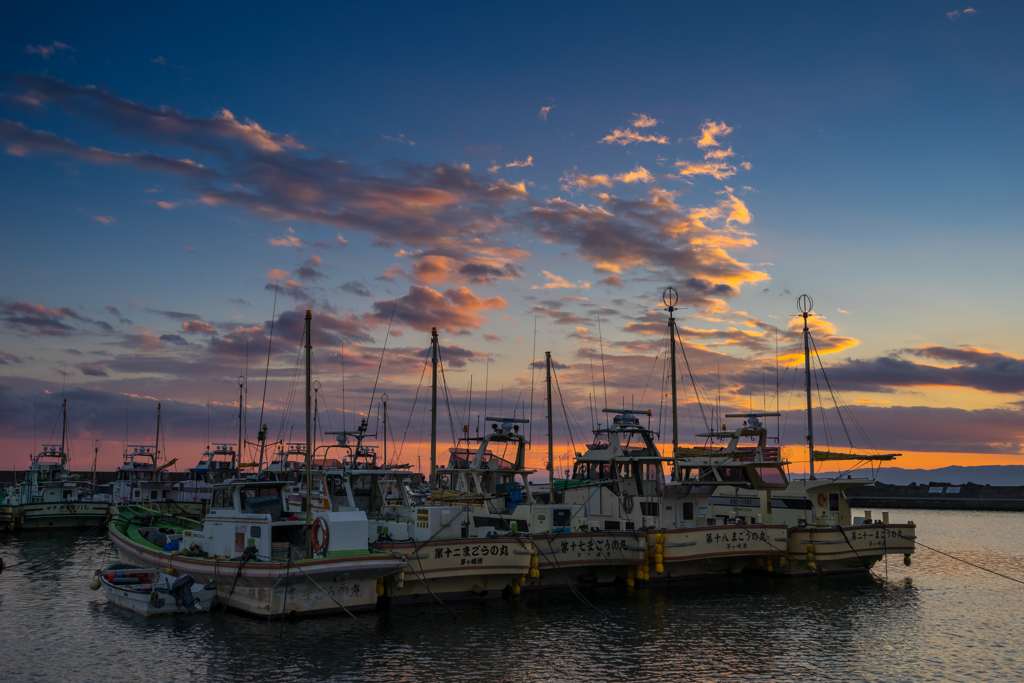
210,489,232,509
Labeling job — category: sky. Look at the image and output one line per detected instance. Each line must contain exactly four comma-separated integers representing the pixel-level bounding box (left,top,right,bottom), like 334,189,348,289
2,2,1023,476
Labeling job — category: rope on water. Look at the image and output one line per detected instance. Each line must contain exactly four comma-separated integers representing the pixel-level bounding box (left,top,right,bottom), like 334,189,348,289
916,539,1024,587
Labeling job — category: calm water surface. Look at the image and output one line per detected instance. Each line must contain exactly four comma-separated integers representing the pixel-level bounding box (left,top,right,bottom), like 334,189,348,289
1,509,1022,682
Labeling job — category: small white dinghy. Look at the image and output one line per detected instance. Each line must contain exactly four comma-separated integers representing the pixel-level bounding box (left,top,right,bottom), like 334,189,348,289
93,563,217,616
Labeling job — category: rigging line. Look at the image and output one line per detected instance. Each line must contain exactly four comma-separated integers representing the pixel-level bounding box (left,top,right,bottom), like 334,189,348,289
529,315,537,445
258,279,279,437
675,321,710,433
275,330,307,442
435,344,461,446
551,363,582,459
366,298,398,418
597,314,608,410
813,356,833,455
589,352,598,429
637,333,664,406
809,333,854,451
396,346,432,465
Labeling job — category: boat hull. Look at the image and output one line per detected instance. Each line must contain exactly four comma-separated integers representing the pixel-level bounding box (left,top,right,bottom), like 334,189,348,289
648,524,791,579
109,525,405,618
783,523,916,575
377,537,533,603
101,572,218,616
524,530,647,588
9,501,109,530
137,500,205,518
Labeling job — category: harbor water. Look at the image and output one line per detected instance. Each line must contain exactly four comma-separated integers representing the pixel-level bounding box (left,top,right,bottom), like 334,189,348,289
1,509,1021,682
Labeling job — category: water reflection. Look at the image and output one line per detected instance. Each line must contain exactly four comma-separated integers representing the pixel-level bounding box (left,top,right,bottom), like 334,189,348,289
1,510,1022,682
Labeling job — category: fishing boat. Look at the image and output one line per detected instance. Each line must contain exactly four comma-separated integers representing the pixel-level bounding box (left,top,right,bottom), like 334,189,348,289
287,413,534,603
107,310,408,618
92,563,217,616
1,399,109,531
707,295,916,575
173,443,241,512
561,407,789,580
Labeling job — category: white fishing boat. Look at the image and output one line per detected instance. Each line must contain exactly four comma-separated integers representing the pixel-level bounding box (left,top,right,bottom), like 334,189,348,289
1,399,109,531
707,295,916,575
108,311,408,618
92,562,217,615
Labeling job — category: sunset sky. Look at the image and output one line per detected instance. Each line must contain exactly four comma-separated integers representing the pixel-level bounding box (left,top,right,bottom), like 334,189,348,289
2,3,1023,475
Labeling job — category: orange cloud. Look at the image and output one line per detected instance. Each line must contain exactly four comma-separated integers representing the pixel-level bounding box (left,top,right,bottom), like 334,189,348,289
631,113,659,128
704,147,734,160
267,268,289,280
539,106,552,120
370,285,506,334
531,271,591,290
213,109,305,153
506,156,533,168
600,128,669,146
182,320,216,334
674,160,736,180
696,120,733,148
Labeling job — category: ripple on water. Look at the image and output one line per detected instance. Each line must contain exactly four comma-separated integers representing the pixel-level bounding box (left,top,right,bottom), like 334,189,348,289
1,510,1023,682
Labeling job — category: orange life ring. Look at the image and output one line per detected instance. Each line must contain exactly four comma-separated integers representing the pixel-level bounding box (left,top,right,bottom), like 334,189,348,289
817,493,827,507
312,516,330,557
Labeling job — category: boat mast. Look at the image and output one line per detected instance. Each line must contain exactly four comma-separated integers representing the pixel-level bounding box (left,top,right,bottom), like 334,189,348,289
305,310,313,527
154,402,162,467
546,351,554,496
664,287,679,456
798,295,816,480
91,439,101,491
236,375,244,471
430,327,438,481
60,398,67,465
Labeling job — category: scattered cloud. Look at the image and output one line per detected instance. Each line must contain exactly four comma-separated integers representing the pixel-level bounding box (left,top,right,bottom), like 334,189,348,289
506,156,533,168
2,301,83,336
600,127,669,146
947,8,976,19
181,320,217,334
151,56,168,65
89,213,116,224
631,113,659,128
531,271,591,290
539,106,553,121
155,201,178,210
24,42,74,59
837,308,849,314
704,147,734,160
674,160,737,181
597,275,624,287
269,227,304,247
483,334,500,341
267,268,289,281
382,134,415,146
370,285,507,335
696,120,733,148
0,351,23,365
340,281,372,297
76,363,108,377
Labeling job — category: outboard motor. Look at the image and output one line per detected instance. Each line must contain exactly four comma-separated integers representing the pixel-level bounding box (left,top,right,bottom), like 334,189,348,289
168,573,198,613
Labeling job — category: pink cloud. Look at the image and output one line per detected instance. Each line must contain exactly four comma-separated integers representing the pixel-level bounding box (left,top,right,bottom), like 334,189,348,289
182,320,217,334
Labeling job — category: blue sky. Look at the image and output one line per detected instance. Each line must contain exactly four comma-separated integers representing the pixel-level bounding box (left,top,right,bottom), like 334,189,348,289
2,3,1023,471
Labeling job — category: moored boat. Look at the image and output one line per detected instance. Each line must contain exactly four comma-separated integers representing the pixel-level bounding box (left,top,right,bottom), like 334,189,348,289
93,562,217,615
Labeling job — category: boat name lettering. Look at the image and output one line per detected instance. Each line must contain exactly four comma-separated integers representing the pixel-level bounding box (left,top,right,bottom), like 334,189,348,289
555,538,628,554
847,528,907,542
706,529,771,545
433,544,509,560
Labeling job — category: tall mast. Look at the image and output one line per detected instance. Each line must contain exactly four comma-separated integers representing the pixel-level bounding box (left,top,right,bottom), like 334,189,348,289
664,287,679,455
236,375,244,471
430,327,438,481
305,310,313,527
545,351,554,495
798,295,816,480
60,398,67,463
154,402,162,469
91,439,101,490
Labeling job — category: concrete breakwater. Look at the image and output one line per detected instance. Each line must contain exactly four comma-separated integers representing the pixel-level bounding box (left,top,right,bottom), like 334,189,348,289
846,481,1024,511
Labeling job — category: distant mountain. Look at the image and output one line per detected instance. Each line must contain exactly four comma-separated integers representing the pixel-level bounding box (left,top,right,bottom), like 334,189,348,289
874,465,1024,487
